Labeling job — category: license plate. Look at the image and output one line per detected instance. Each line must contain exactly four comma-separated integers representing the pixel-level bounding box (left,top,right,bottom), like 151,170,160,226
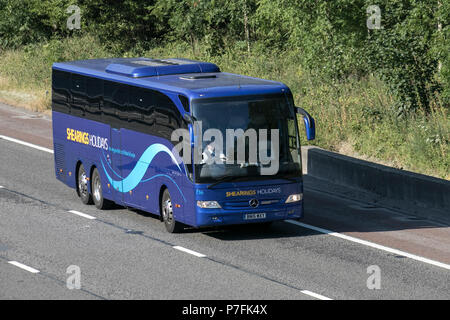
244,213,266,220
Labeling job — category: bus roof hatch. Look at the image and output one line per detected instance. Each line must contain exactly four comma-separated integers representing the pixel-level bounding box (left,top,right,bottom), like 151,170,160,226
105,58,220,78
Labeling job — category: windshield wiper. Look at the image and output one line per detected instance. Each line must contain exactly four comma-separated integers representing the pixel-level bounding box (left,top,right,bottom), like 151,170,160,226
207,175,245,189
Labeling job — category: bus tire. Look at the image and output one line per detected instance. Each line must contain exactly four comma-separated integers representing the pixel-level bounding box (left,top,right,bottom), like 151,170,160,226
91,167,112,210
161,188,183,233
77,163,92,205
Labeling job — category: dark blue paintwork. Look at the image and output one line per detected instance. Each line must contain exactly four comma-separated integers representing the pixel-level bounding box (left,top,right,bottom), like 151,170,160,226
52,58,304,228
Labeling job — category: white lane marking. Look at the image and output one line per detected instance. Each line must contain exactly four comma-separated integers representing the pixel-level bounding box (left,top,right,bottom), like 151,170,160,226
301,290,333,300
8,261,40,273
286,220,450,271
68,210,96,220
173,244,331,300
0,186,4,189
173,246,206,258
0,135,53,154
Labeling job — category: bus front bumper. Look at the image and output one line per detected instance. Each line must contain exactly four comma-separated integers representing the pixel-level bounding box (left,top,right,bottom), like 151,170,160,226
194,201,303,227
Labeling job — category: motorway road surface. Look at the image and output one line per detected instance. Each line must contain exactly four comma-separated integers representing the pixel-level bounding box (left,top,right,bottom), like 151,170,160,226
0,103,449,300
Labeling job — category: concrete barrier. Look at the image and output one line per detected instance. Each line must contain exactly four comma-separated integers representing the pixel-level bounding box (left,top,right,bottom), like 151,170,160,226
301,146,450,224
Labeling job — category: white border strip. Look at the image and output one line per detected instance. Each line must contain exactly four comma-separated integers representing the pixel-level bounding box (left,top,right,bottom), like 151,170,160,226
301,290,333,300
173,246,206,258
8,261,40,273
0,135,53,154
286,220,450,271
68,210,96,220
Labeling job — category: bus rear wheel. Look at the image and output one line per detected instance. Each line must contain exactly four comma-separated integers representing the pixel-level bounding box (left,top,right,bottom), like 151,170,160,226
77,164,92,205
161,189,183,233
91,168,112,210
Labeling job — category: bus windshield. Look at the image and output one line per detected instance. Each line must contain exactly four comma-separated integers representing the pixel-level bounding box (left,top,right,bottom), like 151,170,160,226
192,94,302,183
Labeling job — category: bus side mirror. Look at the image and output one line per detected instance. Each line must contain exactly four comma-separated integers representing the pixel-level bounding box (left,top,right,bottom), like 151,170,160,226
183,113,194,124
183,113,196,147
188,124,195,148
296,107,315,140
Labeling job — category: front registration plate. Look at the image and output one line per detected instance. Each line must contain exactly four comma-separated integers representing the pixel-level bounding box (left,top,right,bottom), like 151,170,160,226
244,213,266,220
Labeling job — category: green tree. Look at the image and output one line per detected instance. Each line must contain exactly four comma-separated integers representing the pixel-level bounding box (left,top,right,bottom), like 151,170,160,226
365,0,441,114
255,0,367,79
0,0,75,49
432,0,449,107
78,0,164,53
155,0,253,55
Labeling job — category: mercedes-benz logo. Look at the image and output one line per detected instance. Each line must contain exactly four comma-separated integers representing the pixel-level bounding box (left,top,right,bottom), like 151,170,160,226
249,199,259,208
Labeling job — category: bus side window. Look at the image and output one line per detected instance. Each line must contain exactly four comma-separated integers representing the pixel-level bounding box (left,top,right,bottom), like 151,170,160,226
179,95,190,112
86,77,103,122
114,84,129,126
104,81,127,129
287,117,298,163
129,86,155,133
154,91,182,140
103,81,115,126
52,70,71,114
288,118,297,149
71,73,87,117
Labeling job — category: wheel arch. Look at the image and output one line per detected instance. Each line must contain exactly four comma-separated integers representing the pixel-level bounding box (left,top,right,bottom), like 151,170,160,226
89,165,98,194
75,160,83,196
158,185,168,221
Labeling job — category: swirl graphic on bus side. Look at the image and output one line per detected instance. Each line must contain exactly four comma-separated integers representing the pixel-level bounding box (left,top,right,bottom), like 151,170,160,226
101,143,183,194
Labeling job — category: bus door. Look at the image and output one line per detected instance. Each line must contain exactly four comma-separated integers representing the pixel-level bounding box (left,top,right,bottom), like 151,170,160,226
121,129,139,208
109,127,123,204
119,129,147,210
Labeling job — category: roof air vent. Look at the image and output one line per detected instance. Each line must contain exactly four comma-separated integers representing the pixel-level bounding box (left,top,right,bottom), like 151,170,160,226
179,75,217,80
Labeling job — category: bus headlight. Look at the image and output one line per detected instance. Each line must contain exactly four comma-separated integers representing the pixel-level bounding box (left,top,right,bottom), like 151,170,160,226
197,200,221,209
285,193,303,203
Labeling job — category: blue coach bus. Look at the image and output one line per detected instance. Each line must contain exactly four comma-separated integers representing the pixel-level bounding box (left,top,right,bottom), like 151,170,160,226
52,58,315,232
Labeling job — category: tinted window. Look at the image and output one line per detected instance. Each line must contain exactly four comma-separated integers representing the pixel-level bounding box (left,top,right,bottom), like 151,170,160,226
53,73,184,140
85,77,103,122
128,87,184,139
154,91,183,140
179,95,190,112
52,70,71,114
128,86,155,133
70,73,86,117
104,81,129,128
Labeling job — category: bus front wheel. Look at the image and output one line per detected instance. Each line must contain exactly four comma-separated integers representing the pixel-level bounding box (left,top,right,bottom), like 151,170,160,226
161,189,183,233
91,168,112,210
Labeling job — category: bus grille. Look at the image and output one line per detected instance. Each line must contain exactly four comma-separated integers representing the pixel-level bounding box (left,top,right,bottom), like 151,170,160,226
54,143,66,182
221,198,281,210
